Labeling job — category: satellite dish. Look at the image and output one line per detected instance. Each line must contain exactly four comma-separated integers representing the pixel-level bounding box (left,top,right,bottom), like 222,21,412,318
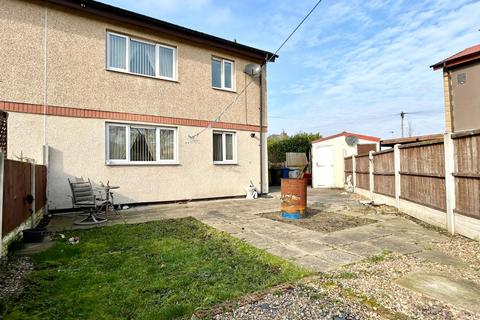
244,64,261,77
345,135,359,146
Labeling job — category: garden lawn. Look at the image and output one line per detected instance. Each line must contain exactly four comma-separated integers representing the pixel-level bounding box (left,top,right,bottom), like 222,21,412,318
1,217,309,319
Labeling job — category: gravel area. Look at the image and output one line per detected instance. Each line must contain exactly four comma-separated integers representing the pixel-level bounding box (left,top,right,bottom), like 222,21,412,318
259,209,375,233
214,284,381,320
0,256,33,301
214,224,480,319
318,239,480,320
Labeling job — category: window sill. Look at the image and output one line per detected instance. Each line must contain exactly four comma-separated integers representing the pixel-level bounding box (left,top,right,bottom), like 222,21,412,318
105,161,180,166
212,86,236,93
213,162,238,165
106,68,179,83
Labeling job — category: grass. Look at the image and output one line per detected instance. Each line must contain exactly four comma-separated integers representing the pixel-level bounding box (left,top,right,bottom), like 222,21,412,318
366,250,393,263
0,218,309,320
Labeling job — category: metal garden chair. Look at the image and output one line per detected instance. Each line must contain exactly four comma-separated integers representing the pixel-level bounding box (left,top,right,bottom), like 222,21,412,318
68,178,107,225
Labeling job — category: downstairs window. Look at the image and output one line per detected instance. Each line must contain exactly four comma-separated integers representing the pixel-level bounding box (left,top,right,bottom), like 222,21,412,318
213,131,236,164
106,123,177,164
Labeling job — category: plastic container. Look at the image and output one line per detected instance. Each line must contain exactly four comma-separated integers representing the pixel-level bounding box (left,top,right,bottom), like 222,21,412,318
22,228,47,243
288,169,301,178
245,185,258,199
280,178,307,219
281,168,290,178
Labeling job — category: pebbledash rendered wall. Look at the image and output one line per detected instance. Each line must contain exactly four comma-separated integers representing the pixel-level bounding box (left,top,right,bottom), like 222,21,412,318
1,0,269,209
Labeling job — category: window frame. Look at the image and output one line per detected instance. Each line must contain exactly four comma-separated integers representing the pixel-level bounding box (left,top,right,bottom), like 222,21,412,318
106,31,177,81
213,130,237,165
106,122,178,165
211,57,235,91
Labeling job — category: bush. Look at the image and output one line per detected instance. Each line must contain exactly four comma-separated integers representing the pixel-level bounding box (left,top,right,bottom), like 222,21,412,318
268,132,321,163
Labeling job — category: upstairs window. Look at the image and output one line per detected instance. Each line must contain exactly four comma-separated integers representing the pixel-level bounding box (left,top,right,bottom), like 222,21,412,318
211,58,234,90
130,40,156,77
106,123,177,165
213,131,236,164
107,32,176,80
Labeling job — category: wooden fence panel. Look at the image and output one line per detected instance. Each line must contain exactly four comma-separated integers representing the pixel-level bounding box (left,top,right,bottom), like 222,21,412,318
2,160,32,234
35,165,47,212
453,131,480,219
373,150,395,197
344,157,352,181
399,141,446,211
355,154,370,190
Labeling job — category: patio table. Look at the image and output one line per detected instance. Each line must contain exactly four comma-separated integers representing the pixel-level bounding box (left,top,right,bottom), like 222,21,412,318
96,185,119,217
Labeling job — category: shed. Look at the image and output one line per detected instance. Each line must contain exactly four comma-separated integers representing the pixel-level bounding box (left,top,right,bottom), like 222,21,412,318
311,131,380,188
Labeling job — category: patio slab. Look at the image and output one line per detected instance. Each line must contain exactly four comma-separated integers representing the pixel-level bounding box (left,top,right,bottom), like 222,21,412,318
341,241,385,258
294,255,338,272
397,272,480,314
367,235,423,255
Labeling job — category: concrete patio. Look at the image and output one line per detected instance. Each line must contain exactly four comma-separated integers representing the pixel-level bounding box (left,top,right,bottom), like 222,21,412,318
49,188,452,272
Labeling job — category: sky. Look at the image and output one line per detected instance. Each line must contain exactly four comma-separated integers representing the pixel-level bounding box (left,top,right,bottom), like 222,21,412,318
106,0,480,139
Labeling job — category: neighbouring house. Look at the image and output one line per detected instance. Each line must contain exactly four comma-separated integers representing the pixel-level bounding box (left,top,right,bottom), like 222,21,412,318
431,44,480,133
311,132,379,188
0,0,276,210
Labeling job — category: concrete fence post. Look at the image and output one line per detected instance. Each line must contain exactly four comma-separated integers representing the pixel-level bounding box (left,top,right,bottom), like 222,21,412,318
0,153,4,256
30,161,36,228
394,144,401,209
369,151,374,200
444,132,456,235
352,155,356,191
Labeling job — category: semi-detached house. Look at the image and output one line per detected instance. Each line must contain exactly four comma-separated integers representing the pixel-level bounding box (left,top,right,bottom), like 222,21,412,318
0,0,276,210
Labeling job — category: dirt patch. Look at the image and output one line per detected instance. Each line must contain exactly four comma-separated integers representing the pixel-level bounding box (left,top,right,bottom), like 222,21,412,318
259,209,376,233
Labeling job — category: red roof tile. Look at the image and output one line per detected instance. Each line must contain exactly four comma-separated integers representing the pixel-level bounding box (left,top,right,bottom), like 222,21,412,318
431,44,480,70
311,131,380,144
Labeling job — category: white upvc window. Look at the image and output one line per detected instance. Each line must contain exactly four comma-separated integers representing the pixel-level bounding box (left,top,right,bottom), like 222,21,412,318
106,31,177,81
211,57,234,90
106,123,178,165
213,131,237,164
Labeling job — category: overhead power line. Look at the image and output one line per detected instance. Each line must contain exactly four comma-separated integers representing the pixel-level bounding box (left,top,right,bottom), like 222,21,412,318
187,0,324,142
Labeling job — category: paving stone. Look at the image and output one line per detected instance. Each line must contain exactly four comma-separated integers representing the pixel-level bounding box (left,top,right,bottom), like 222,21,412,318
397,272,480,314
413,250,466,267
367,235,423,255
261,230,304,243
341,241,384,258
16,240,55,256
232,231,260,241
318,234,357,246
294,255,339,272
266,245,306,259
319,249,363,265
212,223,244,234
240,236,277,250
291,240,332,255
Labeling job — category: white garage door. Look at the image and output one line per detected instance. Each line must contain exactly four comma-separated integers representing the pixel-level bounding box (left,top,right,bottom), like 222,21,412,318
313,145,335,188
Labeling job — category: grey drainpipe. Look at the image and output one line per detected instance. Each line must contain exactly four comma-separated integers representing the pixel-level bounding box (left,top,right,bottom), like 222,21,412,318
259,62,265,195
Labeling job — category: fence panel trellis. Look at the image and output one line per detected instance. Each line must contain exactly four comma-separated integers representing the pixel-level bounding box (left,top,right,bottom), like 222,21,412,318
373,150,395,197
452,130,480,220
2,160,47,236
354,154,370,190
2,160,32,235
399,140,446,211
344,157,353,182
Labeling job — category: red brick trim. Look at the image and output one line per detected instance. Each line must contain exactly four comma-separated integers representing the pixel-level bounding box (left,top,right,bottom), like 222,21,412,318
0,100,266,132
